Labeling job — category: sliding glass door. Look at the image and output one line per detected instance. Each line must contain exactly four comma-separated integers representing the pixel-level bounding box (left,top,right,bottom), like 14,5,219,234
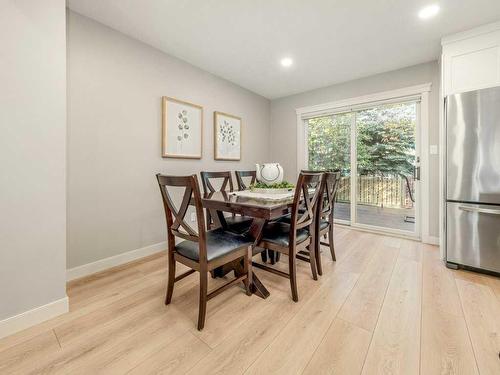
354,102,418,234
306,112,353,222
305,100,419,237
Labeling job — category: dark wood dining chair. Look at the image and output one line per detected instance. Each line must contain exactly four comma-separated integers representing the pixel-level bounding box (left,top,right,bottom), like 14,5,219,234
255,172,322,302
235,170,256,191
200,171,253,233
314,171,340,275
274,170,324,265
156,174,253,330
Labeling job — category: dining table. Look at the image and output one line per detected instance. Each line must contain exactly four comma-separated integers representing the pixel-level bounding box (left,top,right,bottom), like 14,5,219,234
201,190,295,299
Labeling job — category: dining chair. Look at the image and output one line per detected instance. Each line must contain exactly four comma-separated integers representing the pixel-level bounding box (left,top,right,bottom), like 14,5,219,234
235,170,256,191
156,173,253,330
200,171,253,233
274,170,324,265
255,172,322,302
314,171,340,275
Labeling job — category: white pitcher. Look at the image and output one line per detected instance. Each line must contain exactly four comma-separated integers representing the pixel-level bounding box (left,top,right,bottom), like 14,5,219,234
255,163,284,184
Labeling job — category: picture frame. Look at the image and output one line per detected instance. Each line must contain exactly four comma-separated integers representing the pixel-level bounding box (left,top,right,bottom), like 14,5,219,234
162,96,203,159
214,111,242,161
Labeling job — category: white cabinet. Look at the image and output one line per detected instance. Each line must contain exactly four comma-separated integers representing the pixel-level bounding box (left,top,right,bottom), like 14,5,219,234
442,22,500,96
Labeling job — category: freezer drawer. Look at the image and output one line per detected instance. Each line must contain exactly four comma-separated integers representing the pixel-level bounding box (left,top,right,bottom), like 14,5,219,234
446,202,500,273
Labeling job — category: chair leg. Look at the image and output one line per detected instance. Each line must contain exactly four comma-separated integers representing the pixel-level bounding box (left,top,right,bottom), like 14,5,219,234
275,252,281,262
315,233,323,276
315,223,323,276
243,246,253,296
205,210,212,231
197,269,208,331
289,248,299,302
165,252,176,305
308,237,318,281
260,249,268,263
268,250,275,265
328,224,336,261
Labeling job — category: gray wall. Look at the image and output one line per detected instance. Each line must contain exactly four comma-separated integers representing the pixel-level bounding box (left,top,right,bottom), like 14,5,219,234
270,62,440,237
0,0,67,320
67,12,271,268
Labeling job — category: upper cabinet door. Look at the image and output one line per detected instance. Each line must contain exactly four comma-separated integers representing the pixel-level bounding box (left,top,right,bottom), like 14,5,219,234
442,23,500,96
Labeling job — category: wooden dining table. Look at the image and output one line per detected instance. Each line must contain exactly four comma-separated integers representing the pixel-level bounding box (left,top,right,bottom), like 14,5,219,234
201,190,295,299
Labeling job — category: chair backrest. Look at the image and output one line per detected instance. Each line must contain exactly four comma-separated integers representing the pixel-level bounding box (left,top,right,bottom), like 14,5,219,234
200,171,234,194
290,172,323,235
235,170,256,191
319,171,340,221
156,174,207,261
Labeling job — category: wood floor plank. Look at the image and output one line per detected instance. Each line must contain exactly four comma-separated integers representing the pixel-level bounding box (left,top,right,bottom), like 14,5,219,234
0,272,163,354
335,233,379,274
26,296,194,374
422,245,463,316
55,313,195,374
244,271,359,375
453,269,500,303
127,332,210,375
420,306,479,375
185,261,331,375
0,330,61,375
361,257,422,375
337,242,399,332
456,278,500,375
302,318,372,375
2,229,498,375
186,293,303,375
399,239,422,263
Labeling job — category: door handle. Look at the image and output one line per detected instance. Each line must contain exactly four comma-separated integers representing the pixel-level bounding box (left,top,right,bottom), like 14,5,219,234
414,166,421,181
459,206,500,215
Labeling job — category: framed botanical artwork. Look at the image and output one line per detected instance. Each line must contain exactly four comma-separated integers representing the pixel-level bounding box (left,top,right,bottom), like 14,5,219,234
214,111,241,161
162,96,203,159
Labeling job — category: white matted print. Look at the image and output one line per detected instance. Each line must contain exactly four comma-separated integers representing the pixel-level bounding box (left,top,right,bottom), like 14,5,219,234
214,111,241,160
162,97,203,159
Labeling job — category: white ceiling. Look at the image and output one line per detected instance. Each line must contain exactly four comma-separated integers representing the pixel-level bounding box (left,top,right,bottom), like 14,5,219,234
68,0,500,99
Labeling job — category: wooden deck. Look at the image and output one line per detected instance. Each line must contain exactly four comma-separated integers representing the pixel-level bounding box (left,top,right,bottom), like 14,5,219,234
1,227,499,374
335,202,415,232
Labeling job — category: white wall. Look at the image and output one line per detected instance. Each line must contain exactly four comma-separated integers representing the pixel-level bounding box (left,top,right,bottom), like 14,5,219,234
67,12,271,269
270,62,441,237
0,0,67,323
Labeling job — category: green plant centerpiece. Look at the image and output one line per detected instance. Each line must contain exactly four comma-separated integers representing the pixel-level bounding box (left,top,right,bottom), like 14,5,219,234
250,181,295,194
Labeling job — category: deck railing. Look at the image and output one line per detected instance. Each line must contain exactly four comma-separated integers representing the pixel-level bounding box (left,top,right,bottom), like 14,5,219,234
336,175,415,209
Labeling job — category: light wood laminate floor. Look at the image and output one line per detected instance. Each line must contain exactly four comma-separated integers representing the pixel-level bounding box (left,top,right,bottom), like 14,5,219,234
1,227,499,374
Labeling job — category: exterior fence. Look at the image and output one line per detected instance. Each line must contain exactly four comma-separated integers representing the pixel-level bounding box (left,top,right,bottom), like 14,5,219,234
336,175,415,209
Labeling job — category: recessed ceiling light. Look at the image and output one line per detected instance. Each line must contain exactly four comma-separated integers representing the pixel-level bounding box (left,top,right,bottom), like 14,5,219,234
418,4,440,19
280,57,293,67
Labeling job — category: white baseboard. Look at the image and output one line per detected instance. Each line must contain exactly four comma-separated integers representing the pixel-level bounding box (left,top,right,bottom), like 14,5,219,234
67,241,167,282
0,296,69,340
422,235,439,245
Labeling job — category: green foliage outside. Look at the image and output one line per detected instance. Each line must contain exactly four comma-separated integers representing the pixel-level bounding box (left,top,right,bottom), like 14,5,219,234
307,103,416,178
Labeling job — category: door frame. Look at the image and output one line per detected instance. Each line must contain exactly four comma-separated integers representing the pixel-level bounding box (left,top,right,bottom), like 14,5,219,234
296,83,432,242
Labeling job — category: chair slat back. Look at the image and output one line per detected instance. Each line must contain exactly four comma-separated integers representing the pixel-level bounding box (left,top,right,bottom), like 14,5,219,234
291,172,323,231
235,170,256,191
319,172,340,220
156,174,207,260
200,171,234,194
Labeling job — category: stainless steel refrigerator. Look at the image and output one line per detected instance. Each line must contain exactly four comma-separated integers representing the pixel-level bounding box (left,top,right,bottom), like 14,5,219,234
446,86,500,274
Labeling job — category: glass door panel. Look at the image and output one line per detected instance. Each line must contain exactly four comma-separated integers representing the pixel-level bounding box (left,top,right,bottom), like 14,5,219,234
306,113,352,222
355,102,417,233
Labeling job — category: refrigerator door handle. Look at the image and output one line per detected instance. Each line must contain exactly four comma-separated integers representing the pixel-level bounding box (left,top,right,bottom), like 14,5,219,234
459,206,500,215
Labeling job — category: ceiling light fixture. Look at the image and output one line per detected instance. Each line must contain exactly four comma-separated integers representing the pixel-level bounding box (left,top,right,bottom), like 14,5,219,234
418,4,440,19
280,57,293,67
